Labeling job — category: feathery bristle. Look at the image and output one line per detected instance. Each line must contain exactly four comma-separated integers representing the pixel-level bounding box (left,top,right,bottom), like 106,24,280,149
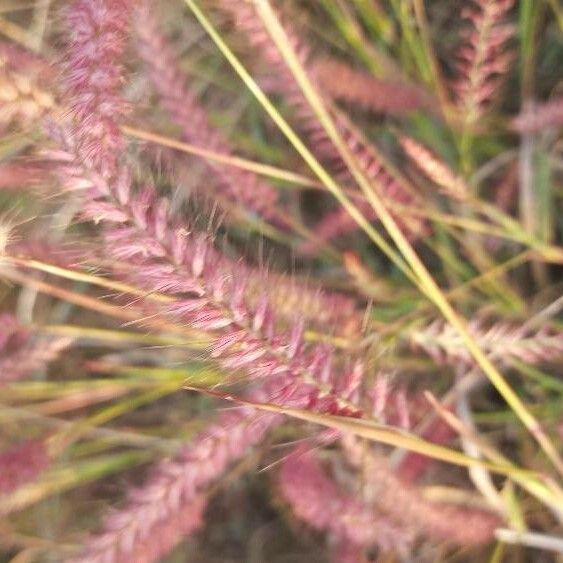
399,135,467,199
410,319,563,366
343,436,500,546
134,1,282,222
62,0,130,178
0,314,72,384
312,56,434,116
452,0,515,123
279,446,412,555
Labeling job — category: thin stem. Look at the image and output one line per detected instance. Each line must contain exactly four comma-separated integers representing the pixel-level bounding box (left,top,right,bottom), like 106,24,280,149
495,528,563,554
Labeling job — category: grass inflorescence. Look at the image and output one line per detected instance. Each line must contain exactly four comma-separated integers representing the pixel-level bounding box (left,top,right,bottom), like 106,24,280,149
0,1,562,562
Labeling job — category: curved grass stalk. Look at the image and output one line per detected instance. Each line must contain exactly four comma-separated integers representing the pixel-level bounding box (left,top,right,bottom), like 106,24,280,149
191,386,546,481
495,528,563,553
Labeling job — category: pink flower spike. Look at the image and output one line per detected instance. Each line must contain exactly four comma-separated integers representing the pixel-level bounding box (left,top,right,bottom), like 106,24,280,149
0,439,49,496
